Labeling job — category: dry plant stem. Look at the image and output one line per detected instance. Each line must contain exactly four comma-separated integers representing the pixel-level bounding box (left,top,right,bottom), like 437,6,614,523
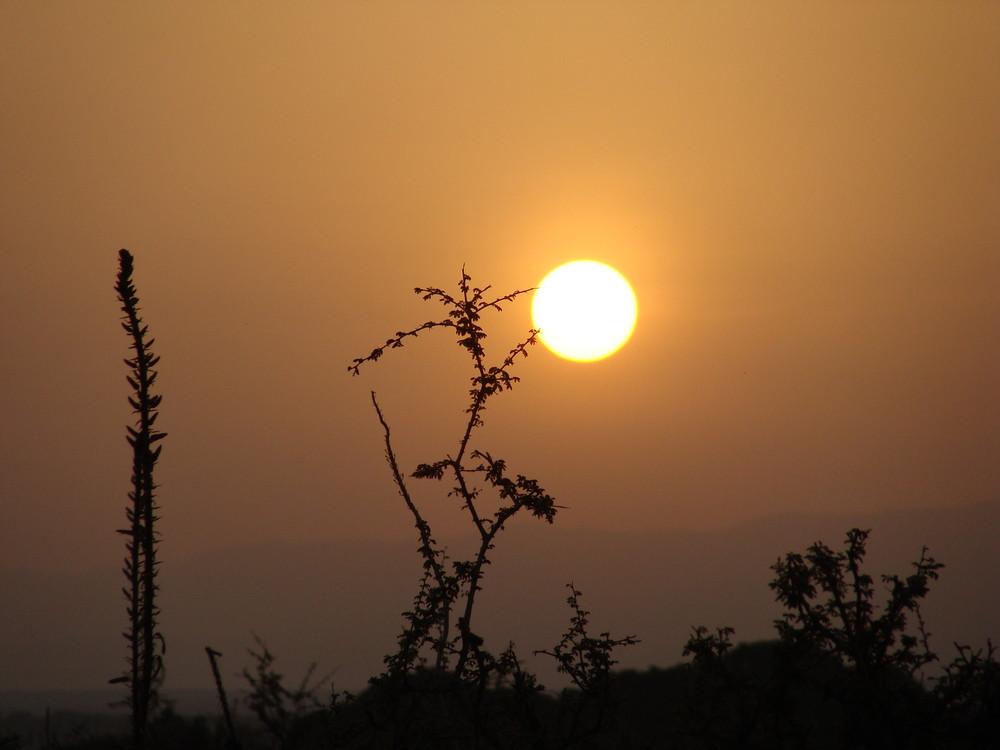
453,476,521,676
114,248,166,750
206,647,242,750
453,281,488,466
371,392,436,563
371,391,453,667
449,349,543,675
451,344,545,673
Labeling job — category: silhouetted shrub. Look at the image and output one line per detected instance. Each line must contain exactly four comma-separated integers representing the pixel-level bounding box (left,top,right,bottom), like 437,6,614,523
338,269,636,748
664,528,1000,749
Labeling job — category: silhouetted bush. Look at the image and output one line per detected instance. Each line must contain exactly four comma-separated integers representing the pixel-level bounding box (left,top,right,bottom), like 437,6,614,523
330,270,637,747
657,528,1000,750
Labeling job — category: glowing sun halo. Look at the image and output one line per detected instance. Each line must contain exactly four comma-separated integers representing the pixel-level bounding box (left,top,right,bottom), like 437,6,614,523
532,260,638,362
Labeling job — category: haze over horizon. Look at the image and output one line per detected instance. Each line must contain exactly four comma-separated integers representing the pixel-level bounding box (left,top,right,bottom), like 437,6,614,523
3,499,999,695
1,1,997,697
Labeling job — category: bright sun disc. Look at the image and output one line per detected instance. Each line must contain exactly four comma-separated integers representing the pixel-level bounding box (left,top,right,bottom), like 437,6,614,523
532,260,637,362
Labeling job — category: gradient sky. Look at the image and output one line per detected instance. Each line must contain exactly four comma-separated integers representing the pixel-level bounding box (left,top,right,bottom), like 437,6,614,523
2,1,998,585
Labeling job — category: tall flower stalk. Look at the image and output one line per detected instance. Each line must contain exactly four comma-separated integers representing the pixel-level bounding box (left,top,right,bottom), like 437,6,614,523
112,249,166,750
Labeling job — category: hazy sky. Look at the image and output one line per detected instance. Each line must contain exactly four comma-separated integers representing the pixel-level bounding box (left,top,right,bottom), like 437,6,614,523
2,1,998,581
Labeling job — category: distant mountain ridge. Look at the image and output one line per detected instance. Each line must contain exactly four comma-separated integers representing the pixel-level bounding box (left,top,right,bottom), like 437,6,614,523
2,499,997,712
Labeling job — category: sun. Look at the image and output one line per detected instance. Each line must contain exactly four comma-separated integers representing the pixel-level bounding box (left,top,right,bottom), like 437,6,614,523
531,260,638,362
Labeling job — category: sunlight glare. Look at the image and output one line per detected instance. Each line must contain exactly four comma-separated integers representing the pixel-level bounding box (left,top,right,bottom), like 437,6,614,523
531,260,637,362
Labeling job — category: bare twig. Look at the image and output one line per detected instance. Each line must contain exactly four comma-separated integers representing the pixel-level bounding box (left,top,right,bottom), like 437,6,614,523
206,647,242,750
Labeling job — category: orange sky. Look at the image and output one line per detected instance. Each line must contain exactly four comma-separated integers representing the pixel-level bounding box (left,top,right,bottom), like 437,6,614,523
2,1,998,580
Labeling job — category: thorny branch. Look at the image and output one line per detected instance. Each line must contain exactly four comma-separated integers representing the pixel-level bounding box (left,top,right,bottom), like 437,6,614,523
350,268,547,676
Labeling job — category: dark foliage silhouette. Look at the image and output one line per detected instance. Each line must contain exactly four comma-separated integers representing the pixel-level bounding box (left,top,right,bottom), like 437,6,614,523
535,584,638,746
931,639,1000,745
768,528,939,748
242,634,332,750
663,528,1000,749
770,528,941,677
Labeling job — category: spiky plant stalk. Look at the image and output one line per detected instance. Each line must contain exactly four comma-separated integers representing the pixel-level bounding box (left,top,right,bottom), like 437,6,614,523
113,249,166,750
